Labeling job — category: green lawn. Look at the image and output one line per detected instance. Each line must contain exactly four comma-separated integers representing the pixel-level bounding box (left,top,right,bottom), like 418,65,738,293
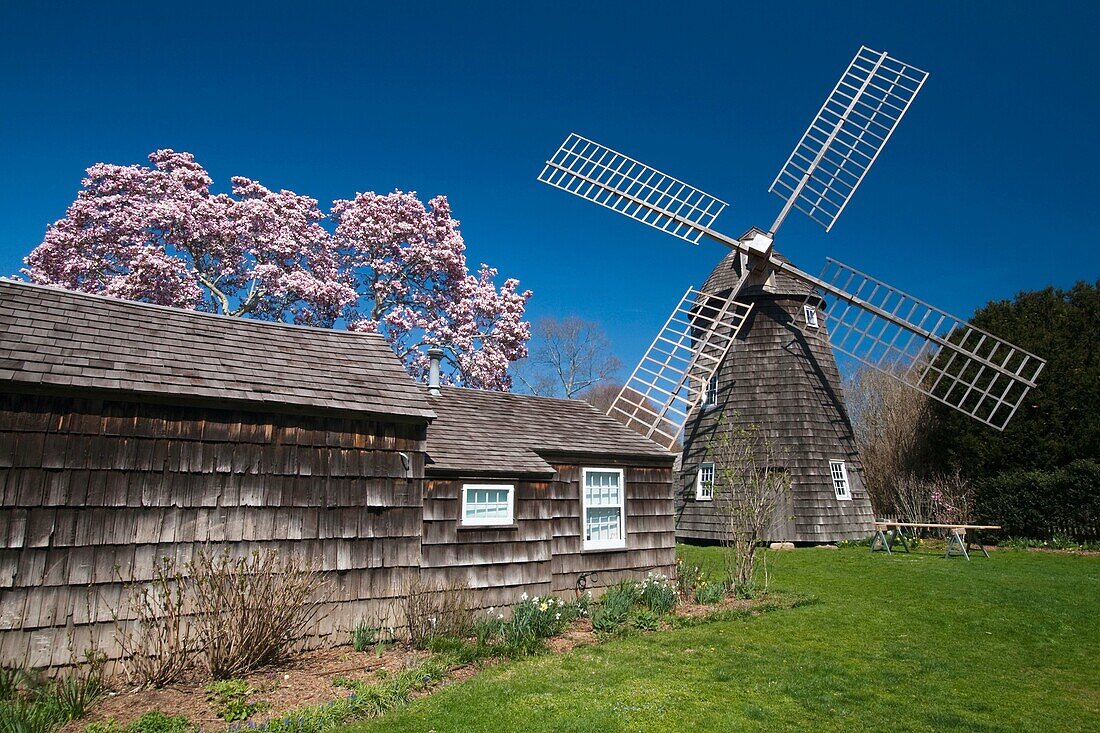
351,546,1099,732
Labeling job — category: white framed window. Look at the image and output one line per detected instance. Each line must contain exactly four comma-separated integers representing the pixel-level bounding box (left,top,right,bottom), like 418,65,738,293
829,460,851,501
581,467,626,550
696,462,715,501
461,484,515,526
704,374,719,407
803,304,819,328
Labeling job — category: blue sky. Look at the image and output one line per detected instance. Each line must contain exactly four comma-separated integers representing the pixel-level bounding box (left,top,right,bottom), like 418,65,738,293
1,1,1096,377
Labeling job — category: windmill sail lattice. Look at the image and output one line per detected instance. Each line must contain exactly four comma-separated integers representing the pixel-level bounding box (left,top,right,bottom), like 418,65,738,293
539,134,728,244
770,46,928,233
809,258,1045,430
538,46,1045,437
609,288,753,450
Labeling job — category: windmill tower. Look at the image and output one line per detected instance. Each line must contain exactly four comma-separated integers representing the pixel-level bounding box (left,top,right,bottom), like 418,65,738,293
537,47,1047,543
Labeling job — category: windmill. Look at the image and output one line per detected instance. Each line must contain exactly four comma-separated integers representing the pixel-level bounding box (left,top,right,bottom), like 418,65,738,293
537,46,1046,542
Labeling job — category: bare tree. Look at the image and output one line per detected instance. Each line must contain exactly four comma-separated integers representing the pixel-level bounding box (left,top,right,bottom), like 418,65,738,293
513,316,622,399
844,363,934,517
708,416,791,597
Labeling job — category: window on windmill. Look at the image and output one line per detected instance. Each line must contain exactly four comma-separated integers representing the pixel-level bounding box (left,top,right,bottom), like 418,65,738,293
829,460,851,501
696,462,715,501
803,304,819,328
461,484,515,526
704,374,719,407
582,467,626,550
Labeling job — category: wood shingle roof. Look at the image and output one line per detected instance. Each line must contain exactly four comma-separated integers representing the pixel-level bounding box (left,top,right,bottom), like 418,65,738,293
424,386,674,477
0,280,435,421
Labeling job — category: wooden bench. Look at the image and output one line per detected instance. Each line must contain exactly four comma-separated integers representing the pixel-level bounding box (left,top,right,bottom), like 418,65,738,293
871,521,1002,561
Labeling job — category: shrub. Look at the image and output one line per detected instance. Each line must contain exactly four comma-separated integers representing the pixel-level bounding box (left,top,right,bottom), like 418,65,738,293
976,459,1100,540
638,573,678,615
116,558,195,687
401,579,474,649
190,548,329,679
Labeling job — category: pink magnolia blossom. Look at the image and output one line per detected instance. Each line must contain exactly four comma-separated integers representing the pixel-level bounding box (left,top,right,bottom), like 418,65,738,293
334,191,531,389
23,151,531,390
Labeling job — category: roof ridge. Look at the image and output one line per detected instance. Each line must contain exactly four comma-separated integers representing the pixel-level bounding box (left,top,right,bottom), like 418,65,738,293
0,278,378,340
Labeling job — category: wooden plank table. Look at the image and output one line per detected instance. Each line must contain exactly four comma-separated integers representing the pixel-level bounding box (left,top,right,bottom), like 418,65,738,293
871,521,1001,561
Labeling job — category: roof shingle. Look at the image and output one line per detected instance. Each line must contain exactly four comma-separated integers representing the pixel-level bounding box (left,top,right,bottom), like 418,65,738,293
424,387,674,477
0,280,434,420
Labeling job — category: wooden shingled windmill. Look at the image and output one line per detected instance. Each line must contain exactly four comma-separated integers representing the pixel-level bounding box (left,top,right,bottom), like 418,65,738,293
537,46,1046,543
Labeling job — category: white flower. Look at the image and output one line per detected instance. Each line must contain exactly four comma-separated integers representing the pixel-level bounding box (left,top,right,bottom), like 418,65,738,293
555,613,561,620
283,674,290,681
521,592,528,601
497,613,504,620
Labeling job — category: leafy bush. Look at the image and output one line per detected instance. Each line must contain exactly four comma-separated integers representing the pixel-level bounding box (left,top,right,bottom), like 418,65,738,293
976,459,1100,540
86,711,194,733
205,679,268,722
638,573,678,615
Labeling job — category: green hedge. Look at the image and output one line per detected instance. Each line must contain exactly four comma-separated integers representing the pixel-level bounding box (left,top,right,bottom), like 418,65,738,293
976,459,1100,540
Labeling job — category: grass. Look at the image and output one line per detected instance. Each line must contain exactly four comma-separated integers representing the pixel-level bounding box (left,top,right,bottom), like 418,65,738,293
346,545,1099,732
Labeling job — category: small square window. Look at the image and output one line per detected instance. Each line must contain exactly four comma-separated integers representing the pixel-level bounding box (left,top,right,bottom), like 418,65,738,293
704,375,719,407
696,463,714,501
829,460,851,501
803,304,819,328
582,467,626,550
461,484,515,525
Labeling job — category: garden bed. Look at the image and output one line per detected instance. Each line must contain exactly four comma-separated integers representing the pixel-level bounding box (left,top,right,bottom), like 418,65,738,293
44,580,800,733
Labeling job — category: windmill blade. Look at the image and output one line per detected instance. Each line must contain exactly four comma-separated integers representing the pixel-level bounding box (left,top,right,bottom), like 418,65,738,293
609,287,753,450
803,258,1045,431
770,46,928,234
538,133,728,245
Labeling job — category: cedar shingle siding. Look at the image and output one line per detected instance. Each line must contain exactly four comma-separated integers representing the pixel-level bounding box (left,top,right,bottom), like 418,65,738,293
675,251,874,543
0,282,676,669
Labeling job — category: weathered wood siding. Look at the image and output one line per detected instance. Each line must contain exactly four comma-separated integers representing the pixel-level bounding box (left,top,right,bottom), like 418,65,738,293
422,463,676,604
676,295,874,543
549,463,676,594
0,392,426,668
422,479,553,607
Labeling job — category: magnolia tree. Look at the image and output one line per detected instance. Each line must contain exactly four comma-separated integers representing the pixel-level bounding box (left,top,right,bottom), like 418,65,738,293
23,150,531,389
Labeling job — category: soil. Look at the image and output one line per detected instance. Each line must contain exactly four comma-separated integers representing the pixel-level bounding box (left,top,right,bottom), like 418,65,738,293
61,645,430,733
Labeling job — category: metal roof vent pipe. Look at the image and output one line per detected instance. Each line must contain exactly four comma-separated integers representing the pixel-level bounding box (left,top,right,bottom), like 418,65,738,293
427,347,444,396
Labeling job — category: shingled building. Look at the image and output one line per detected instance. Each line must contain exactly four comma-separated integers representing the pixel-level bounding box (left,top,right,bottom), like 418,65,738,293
0,280,675,669
675,251,875,543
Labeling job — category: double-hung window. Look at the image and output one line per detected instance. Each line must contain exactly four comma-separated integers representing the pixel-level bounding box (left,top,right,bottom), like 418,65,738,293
829,460,850,501
461,484,515,526
803,304,819,328
696,462,715,501
704,374,719,408
582,467,625,550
